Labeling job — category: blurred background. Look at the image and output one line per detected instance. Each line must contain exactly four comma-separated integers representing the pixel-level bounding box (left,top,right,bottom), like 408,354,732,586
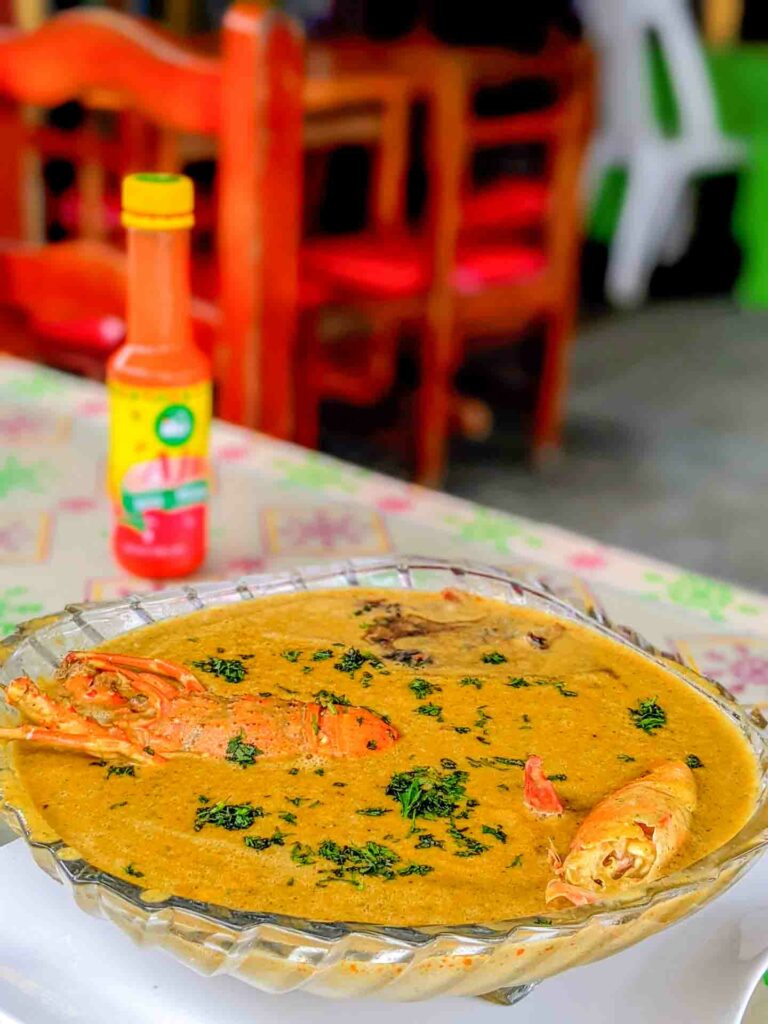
0,0,766,588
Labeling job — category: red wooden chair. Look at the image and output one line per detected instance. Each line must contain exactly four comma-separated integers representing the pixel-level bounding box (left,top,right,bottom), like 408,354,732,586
297,38,592,484
0,4,304,437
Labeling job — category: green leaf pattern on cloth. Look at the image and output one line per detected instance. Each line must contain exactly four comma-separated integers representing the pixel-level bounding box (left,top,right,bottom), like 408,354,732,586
643,571,759,621
273,452,370,493
0,585,43,637
443,508,543,553
0,370,66,399
0,456,50,500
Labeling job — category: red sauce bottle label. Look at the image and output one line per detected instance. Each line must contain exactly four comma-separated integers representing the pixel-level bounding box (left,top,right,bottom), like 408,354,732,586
108,380,211,576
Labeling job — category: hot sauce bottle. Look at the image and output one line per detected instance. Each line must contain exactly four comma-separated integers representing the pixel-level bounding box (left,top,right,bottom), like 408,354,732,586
107,173,211,578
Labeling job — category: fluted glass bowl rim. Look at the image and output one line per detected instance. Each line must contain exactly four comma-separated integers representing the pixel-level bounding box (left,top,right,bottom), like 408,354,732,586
1,555,766,949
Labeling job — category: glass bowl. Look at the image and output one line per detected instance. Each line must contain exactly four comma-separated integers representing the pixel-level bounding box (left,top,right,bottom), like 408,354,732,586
1,556,766,1005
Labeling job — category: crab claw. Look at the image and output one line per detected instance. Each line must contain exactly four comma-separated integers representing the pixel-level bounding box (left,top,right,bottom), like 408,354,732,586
523,755,564,816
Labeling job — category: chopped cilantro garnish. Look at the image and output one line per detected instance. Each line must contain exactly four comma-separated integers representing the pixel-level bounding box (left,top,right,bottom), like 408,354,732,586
398,864,433,877
333,648,367,675
287,767,300,776
547,773,567,782
356,807,392,816
354,601,379,617
415,832,445,849
106,764,135,779
281,649,302,663
508,853,523,868
629,698,667,734
466,755,526,770
316,839,400,882
416,703,443,720
482,651,507,665
408,677,440,699
481,824,507,844
279,812,298,825
313,689,351,712
194,801,264,832
494,756,526,767
475,707,492,732
507,676,577,697
244,828,287,851
453,726,471,734
225,733,263,768
386,766,469,821
440,758,458,770
685,754,704,769
192,657,247,684
367,740,378,750
553,682,579,698
312,649,333,661
124,863,144,878
291,842,315,865
459,676,483,689
448,822,489,857
617,753,636,763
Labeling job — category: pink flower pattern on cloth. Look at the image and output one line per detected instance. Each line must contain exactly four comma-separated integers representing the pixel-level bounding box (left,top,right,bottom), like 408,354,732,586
700,644,768,694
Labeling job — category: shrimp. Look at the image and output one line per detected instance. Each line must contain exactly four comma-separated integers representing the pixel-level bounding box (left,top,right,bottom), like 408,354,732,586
545,760,697,906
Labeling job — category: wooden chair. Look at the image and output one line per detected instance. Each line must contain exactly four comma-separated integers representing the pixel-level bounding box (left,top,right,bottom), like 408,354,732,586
0,4,304,437
299,38,592,483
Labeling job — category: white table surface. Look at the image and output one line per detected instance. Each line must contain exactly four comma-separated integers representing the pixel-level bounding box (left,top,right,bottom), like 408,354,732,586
1,839,766,1024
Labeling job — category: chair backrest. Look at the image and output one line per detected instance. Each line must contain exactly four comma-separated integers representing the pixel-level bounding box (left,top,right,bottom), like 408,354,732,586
578,0,723,144
420,40,591,305
0,4,304,436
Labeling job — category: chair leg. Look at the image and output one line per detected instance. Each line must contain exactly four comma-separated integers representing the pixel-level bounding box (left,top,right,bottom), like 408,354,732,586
415,311,457,488
605,153,686,308
659,183,695,267
532,311,574,460
293,311,321,451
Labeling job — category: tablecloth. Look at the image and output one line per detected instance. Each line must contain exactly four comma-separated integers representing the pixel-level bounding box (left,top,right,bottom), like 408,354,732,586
1,353,768,707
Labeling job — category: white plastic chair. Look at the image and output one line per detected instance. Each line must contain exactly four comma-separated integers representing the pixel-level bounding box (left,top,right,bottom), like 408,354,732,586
579,0,745,308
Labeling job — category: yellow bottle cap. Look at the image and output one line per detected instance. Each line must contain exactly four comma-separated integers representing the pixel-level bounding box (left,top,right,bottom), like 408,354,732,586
121,172,195,231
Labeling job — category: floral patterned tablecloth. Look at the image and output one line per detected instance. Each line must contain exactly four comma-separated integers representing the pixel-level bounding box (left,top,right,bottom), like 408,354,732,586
2,353,768,707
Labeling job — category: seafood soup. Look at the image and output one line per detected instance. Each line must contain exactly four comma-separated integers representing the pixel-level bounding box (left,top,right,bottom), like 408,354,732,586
1,588,758,925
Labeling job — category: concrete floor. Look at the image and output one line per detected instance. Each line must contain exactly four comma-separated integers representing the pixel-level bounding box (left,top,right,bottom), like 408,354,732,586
443,299,768,591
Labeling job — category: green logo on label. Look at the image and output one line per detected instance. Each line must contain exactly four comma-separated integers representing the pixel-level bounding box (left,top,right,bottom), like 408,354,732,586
155,404,194,446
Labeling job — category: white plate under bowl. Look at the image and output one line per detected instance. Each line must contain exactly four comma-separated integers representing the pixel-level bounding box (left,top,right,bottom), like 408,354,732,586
0,838,766,1024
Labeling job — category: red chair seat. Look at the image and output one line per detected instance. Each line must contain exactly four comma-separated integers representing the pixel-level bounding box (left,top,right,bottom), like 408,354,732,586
303,235,547,300
192,257,328,308
462,178,549,232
